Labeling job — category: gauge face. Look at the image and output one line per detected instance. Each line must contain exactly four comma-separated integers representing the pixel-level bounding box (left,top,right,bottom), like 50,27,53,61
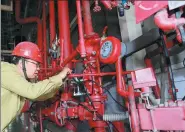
100,41,112,58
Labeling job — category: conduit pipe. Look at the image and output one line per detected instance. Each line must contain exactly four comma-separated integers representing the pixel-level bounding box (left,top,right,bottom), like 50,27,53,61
82,1,94,36
76,0,86,57
15,0,43,65
58,1,73,68
154,8,185,31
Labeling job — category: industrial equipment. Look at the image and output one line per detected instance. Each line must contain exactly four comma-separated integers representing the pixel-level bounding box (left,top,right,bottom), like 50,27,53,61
3,0,185,131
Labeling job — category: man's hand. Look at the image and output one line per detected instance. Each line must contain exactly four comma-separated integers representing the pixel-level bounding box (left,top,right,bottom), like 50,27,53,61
59,67,72,80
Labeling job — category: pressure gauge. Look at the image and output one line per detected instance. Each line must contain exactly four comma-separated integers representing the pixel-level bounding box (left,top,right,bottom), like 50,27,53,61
99,37,121,64
100,41,113,58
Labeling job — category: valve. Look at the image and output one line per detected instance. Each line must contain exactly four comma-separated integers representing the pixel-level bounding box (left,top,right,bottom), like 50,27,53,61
49,35,59,59
99,36,121,64
93,0,101,12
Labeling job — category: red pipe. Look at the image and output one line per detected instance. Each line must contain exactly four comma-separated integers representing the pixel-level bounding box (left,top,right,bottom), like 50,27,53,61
60,50,79,68
176,27,184,43
100,0,112,10
42,1,47,72
144,58,161,99
15,0,43,66
49,1,57,68
128,86,140,132
49,1,56,46
68,71,132,78
76,0,86,57
40,50,78,77
113,122,125,132
116,57,128,97
154,8,185,31
82,1,94,36
58,0,73,68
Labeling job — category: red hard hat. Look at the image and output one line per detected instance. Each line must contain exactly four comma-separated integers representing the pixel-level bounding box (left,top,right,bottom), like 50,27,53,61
12,41,42,63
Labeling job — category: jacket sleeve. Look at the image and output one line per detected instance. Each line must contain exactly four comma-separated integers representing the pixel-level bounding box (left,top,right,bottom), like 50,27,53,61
34,89,58,101
2,70,63,100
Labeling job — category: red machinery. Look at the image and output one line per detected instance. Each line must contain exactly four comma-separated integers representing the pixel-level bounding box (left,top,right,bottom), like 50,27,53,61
16,0,185,132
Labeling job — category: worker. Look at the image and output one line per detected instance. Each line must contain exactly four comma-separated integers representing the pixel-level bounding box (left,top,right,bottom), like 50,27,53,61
1,41,71,131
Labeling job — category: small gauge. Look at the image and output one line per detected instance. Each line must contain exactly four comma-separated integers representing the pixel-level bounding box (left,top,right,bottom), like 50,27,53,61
100,41,113,58
99,37,121,64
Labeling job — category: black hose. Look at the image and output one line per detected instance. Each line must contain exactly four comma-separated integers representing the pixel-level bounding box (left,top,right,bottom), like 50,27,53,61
159,30,177,100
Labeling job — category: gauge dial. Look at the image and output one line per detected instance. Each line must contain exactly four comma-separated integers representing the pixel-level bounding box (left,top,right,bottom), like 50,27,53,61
100,41,112,58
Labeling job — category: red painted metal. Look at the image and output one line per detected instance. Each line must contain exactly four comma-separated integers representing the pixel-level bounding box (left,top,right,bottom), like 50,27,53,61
176,26,185,43
113,121,125,132
135,1,168,23
100,37,122,64
131,68,157,89
60,50,79,68
154,8,185,31
154,8,185,44
102,26,108,36
76,0,86,57
49,1,56,46
15,0,43,67
144,58,161,99
43,1,47,72
49,0,57,68
68,71,132,78
100,0,112,10
21,100,30,113
116,57,128,97
21,1,185,131
82,1,94,36
128,85,140,132
58,0,73,68
137,101,185,130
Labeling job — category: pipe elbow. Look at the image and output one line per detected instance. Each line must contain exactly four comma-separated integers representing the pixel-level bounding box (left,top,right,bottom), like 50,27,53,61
117,88,128,97
154,8,185,31
154,9,176,31
15,0,41,24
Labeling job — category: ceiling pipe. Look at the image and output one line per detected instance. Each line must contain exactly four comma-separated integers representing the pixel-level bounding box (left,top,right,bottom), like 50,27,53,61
154,8,185,44
58,0,73,68
154,8,185,31
15,0,43,66
1,1,13,11
82,1,94,36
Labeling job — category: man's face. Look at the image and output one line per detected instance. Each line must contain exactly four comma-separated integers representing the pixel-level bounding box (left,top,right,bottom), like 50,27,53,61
25,59,40,79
